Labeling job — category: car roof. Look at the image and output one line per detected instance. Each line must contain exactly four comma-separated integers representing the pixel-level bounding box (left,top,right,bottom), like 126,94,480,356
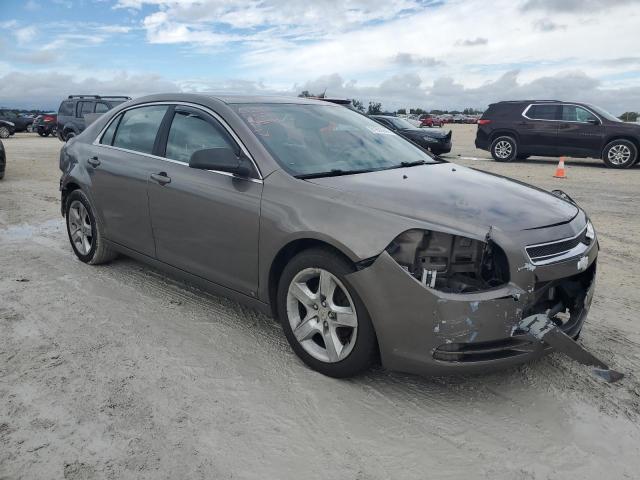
207,94,337,105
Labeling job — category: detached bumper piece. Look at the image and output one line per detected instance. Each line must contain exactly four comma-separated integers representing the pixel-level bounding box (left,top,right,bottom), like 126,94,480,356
517,314,624,383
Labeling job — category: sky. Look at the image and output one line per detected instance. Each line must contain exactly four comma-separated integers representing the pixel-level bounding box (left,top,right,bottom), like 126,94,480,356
0,0,639,113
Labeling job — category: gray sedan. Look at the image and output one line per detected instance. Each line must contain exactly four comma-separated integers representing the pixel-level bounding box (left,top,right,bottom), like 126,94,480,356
59,94,598,378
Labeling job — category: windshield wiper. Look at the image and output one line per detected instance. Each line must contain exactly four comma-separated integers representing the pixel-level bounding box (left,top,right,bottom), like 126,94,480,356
295,168,375,179
383,160,431,170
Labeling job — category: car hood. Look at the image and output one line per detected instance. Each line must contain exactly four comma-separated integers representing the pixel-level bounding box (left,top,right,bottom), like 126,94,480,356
306,163,578,232
400,128,450,139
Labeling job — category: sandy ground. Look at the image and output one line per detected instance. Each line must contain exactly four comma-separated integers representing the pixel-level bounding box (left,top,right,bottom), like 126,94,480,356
1,127,639,480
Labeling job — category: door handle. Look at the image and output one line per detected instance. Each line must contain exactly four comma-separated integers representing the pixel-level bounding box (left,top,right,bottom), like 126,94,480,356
150,172,171,185
87,156,100,167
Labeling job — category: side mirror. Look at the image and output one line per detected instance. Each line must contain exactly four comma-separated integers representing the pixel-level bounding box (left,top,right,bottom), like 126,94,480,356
189,147,250,177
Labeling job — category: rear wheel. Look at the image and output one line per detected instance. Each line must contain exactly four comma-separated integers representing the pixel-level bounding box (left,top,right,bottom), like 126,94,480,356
277,248,377,378
0,127,10,139
64,131,76,141
65,190,117,265
38,129,49,137
602,139,637,169
490,136,518,162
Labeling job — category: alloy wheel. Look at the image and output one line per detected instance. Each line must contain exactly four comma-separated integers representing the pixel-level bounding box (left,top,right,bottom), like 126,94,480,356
494,140,512,159
607,144,631,165
286,268,358,363
68,200,93,255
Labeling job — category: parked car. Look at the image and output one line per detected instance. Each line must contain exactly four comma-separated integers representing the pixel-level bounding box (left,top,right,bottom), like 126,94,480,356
476,100,640,168
0,138,5,179
0,120,16,139
370,114,452,154
0,109,34,132
32,113,57,137
57,95,131,141
59,93,598,378
419,114,443,128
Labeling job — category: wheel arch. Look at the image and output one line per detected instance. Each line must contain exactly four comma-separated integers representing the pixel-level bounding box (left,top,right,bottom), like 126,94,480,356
60,181,82,216
267,238,357,319
603,135,640,153
489,129,521,144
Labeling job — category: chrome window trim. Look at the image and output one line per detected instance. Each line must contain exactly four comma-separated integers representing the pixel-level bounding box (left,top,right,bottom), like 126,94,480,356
525,224,589,265
94,144,263,184
92,101,263,181
521,103,602,124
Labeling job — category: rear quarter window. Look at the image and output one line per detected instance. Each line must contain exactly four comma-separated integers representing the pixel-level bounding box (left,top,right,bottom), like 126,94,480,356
59,101,74,116
99,114,122,146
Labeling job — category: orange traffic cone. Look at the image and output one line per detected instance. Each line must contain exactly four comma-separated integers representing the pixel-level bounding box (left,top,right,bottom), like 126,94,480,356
554,157,567,178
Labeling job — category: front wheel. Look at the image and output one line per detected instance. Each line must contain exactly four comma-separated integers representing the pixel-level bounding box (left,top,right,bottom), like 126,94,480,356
490,136,518,162
65,190,117,265
602,139,637,169
38,129,49,137
277,248,377,378
0,127,10,139
64,131,76,141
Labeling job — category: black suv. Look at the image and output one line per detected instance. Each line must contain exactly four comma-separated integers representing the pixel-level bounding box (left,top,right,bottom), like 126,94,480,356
57,95,130,141
475,100,640,168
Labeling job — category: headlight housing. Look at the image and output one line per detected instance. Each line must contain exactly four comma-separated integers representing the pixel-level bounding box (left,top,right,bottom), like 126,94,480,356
386,229,510,294
585,220,595,242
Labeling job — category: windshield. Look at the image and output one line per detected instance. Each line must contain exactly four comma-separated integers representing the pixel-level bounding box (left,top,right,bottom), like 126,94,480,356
587,104,621,122
385,117,418,130
233,104,436,177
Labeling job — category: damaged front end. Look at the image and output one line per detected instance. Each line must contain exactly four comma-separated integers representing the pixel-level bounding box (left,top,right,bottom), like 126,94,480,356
345,217,599,376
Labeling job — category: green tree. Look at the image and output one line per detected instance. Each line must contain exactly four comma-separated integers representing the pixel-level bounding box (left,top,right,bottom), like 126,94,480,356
619,112,638,122
367,101,382,115
397,108,406,115
349,99,364,113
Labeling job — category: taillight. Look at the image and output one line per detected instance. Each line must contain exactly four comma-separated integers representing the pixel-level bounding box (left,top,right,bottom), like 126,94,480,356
44,116,54,122
477,119,491,125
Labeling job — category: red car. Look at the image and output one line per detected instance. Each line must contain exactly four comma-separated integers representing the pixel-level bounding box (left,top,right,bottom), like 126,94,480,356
419,114,443,128
32,113,57,137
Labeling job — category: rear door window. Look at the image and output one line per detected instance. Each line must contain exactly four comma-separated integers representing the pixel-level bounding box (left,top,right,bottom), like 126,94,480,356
526,104,559,120
561,105,598,123
112,105,168,154
76,101,93,117
165,108,234,163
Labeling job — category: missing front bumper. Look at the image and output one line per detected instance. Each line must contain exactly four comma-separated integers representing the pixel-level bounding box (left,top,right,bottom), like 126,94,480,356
345,249,597,376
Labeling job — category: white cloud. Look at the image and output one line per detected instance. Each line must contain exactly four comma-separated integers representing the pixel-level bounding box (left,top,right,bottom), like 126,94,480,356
15,26,37,45
0,71,178,109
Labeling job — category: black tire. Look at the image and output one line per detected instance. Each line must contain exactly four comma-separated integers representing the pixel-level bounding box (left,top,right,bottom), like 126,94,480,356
64,131,76,142
65,189,117,265
277,248,378,378
38,130,49,137
602,139,637,169
0,127,10,139
490,135,518,162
